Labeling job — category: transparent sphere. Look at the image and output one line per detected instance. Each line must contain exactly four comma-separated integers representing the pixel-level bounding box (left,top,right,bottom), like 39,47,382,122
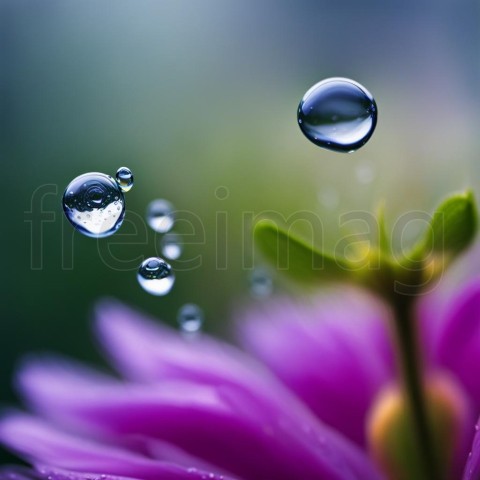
177,303,204,333
137,257,175,296
161,233,182,260
297,77,377,153
146,199,175,233
115,167,134,192
250,267,273,298
62,172,125,238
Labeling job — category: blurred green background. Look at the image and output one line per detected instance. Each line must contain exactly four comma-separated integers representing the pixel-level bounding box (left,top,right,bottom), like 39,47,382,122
1,0,479,464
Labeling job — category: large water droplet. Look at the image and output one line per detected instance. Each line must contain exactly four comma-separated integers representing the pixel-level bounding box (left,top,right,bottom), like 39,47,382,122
297,77,377,153
115,167,134,192
137,257,175,296
250,267,273,298
161,232,182,260
63,172,125,238
146,199,175,233
177,303,204,333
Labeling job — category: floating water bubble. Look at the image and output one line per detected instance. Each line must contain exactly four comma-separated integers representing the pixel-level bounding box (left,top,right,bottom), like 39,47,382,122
137,257,175,296
177,303,204,333
318,186,339,210
215,186,230,200
297,77,377,153
250,267,273,298
115,167,134,192
355,161,376,184
161,232,182,260
146,199,175,233
63,172,125,238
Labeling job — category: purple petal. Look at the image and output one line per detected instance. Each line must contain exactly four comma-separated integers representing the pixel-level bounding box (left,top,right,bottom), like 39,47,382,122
463,418,480,480
431,279,480,407
15,353,382,480
237,288,394,446
95,299,274,390
0,467,42,480
0,415,235,480
418,244,480,364
0,466,138,480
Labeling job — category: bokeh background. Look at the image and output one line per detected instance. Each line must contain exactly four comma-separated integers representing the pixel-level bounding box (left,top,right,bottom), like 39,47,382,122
1,0,479,464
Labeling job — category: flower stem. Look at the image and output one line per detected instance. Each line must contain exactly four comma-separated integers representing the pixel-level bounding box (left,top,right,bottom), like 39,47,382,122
391,297,440,480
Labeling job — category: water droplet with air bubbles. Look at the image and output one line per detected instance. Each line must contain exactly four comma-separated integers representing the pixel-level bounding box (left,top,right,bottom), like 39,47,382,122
146,199,175,233
297,77,377,153
161,232,182,260
63,172,126,238
115,167,134,192
177,303,204,333
137,257,175,296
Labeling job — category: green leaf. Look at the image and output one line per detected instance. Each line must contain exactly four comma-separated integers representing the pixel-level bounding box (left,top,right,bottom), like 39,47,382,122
253,219,351,284
411,190,477,261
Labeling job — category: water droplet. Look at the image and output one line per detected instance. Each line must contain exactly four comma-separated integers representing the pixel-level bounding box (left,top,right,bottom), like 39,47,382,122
115,167,134,192
137,257,175,296
215,186,230,200
63,172,125,238
297,77,377,153
250,267,273,298
318,186,339,210
355,161,376,184
161,232,183,260
146,199,175,233
177,303,204,333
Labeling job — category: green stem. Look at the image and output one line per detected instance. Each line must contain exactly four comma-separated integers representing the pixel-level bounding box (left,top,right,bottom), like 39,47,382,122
391,297,440,480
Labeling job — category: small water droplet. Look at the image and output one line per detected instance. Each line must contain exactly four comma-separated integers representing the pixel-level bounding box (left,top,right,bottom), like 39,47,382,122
250,267,273,298
297,77,377,153
137,257,175,296
63,172,125,238
177,303,204,333
318,186,339,210
146,199,175,233
161,232,183,260
215,186,230,200
115,166,134,192
355,161,376,184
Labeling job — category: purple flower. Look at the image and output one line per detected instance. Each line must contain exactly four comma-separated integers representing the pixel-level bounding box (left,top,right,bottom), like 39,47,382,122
1,255,480,479
238,266,480,479
0,301,382,480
